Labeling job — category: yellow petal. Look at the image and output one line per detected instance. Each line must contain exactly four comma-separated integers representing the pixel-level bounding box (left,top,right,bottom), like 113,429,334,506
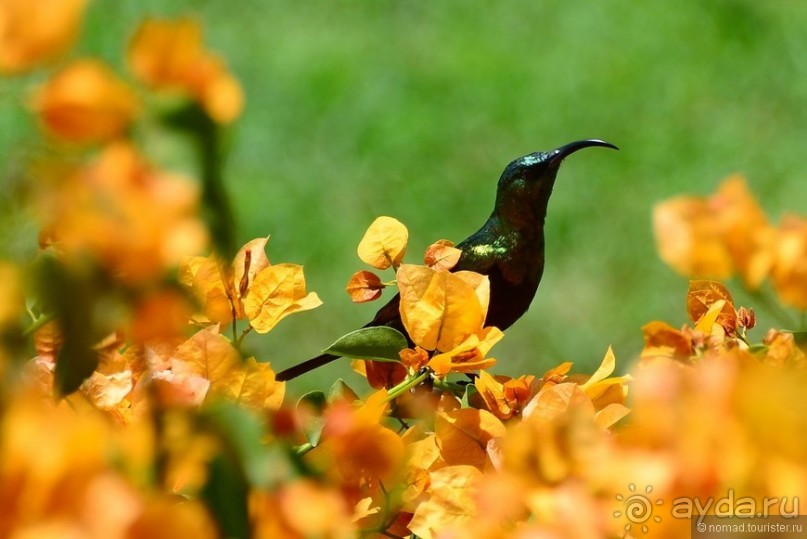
244,263,322,333
397,264,486,351
428,327,502,376
408,465,483,539
435,408,506,470
179,254,233,324
687,280,737,333
522,383,595,423
171,325,240,383
475,370,514,419
580,346,616,389
232,237,271,299
211,357,285,411
357,216,408,270
594,402,631,429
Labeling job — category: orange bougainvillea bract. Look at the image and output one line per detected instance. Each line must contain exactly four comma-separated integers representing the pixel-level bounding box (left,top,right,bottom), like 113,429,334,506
127,17,244,123
32,59,139,143
0,0,87,74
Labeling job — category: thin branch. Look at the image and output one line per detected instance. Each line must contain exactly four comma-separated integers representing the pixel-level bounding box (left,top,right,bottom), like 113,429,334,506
386,369,430,402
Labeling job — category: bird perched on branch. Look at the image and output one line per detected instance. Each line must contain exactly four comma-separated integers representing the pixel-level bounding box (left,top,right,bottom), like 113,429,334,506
276,139,617,381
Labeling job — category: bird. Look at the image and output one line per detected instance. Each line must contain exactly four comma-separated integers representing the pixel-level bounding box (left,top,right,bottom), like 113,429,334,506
276,139,617,381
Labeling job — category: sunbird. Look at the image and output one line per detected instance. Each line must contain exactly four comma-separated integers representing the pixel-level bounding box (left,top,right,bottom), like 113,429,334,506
276,139,618,381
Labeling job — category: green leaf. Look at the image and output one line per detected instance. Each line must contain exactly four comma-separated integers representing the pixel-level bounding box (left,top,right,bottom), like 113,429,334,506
461,384,479,408
297,391,327,447
201,402,291,488
36,256,110,396
328,379,360,403
748,344,767,355
298,390,327,411
201,454,249,539
323,326,407,362
162,102,236,258
790,331,807,351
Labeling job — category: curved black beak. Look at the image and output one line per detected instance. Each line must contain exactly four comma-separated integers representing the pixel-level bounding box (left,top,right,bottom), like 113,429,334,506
549,139,618,164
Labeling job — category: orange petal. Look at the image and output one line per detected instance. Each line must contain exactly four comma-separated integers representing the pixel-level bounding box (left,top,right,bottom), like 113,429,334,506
424,239,462,272
0,0,88,74
397,264,487,352
244,263,322,333
345,270,385,303
686,280,737,333
32,59,138,143
435,408,506,470
653,196,733,279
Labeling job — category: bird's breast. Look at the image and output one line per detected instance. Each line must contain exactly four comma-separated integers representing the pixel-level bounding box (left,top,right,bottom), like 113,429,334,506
455,229,545,331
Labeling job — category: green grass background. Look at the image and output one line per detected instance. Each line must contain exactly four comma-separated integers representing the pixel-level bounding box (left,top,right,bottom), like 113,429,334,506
2,1,806,393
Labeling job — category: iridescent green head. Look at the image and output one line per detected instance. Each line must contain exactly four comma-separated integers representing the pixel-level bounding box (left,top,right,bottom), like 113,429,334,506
493,139,618,225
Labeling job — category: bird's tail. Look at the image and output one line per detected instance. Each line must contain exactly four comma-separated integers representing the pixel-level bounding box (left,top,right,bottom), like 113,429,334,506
275,353,341,381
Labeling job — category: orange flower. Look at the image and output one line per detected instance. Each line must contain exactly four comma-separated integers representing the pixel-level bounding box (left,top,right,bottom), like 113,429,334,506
710,176,773,288
400,346,430,371
769,215,807,310
653,175,773,288
0,0,87,74
435,408,506,470
180,237,272,325
180,237,322,334
155,325,286,412
475,371,539,420
640,320,693,362
130,288,195,343
40,142,207,283
312,390,405,484
762,329,807,368
32,59,139,143
653,195,733,279
686,280,738,335
397,264,490,353
428,326,502,376
128,17,243,123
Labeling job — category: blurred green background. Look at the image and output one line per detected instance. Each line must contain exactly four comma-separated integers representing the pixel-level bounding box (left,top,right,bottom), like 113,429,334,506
2,1,807,393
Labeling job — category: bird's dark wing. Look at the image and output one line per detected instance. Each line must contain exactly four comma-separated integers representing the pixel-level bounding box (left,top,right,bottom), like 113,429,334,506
364,292,403,329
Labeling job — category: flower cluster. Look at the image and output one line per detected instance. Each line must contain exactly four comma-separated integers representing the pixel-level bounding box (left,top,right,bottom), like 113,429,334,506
654,175,807,310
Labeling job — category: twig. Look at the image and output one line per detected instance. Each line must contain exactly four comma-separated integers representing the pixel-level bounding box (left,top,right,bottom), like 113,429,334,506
386,369,430,402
